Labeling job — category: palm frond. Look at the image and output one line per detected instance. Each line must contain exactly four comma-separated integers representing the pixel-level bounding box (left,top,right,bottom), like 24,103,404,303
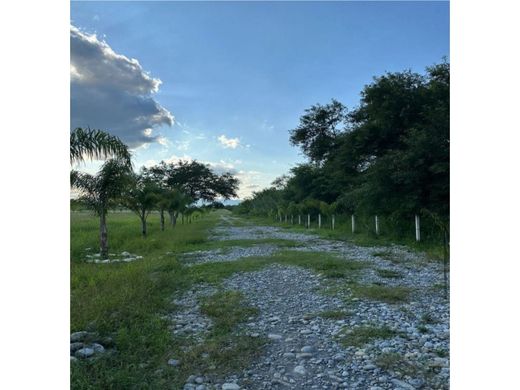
70,127,132,166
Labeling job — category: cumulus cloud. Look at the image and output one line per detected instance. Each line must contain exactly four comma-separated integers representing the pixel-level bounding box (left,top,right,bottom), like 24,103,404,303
70,25,174,148
218,135,240,149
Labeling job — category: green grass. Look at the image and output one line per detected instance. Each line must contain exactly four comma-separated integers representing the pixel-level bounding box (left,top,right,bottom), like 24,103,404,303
71,211,370,388
352,284,412,303
375,352,419,376
179,238,300,253
71,210,223,389
338,325,397,348
167,290,266,386
375,352,403,370
200,290,259,332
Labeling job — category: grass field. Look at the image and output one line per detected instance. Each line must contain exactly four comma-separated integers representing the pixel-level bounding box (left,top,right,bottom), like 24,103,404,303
70,210,365,388
70,209,445,388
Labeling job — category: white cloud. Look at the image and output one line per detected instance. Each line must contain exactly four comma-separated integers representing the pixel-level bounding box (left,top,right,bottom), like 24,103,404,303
218,134,240,149
70,25,174,148
175,140,190,151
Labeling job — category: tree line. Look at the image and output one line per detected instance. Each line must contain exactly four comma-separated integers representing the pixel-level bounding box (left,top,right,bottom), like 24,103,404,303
237,61,449,243
70,128,238,259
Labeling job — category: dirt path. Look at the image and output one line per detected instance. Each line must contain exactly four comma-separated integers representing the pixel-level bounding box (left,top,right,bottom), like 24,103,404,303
178,215,449,390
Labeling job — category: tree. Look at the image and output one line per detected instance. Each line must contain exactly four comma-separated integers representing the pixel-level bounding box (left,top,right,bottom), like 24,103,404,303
239,60,449,243
70,127,132,166
122,173,160,237
289,99,346,164
71,159,131,258
153,160,239,202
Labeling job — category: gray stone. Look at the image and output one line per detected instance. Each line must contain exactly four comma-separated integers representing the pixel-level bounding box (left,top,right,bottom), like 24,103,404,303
92,343,105,353
301,345,314,353
268,334,282,340
194,376,204,384
221,384,240,390
70,342,84,354
99,336,115,347
168,359,181,367
390,379,416,390
70,331,88,343
75,347,94,359
293,365,306,375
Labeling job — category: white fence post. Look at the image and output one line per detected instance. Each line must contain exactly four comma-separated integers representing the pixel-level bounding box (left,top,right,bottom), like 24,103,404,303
375,215,380,235
415,214,421,242
298,215,301,225
285,214,287,223
307,214,310,228
351,215,355,233
332,215,335,230
318,213,322,229
291,215,294,225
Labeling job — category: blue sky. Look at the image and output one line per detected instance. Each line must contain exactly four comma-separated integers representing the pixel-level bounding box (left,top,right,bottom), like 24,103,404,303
71,1,449,199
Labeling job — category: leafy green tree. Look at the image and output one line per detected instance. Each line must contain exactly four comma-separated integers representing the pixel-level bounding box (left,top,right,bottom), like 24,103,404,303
71,159,131,258
289,99,346,165
158,160,239,202
70,127,131,166
122,173,160,237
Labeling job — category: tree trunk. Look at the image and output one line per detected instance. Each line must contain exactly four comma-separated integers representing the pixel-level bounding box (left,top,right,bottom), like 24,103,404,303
160,209,165,231
99,211,108,259
169,211,174,226
141,214,147,237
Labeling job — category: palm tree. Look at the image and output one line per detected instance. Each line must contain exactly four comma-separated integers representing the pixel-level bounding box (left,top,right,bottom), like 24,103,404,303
166,190,192,227
70,127,132,166
71,159,131,258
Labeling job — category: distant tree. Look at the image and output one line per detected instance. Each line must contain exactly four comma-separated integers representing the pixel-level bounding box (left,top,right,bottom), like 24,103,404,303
150,160,239,202
70,127,132,166
122,173,160,237
71,159,131,258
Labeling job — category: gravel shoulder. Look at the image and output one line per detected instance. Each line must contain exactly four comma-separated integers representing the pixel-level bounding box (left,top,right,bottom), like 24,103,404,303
174,215,449,390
